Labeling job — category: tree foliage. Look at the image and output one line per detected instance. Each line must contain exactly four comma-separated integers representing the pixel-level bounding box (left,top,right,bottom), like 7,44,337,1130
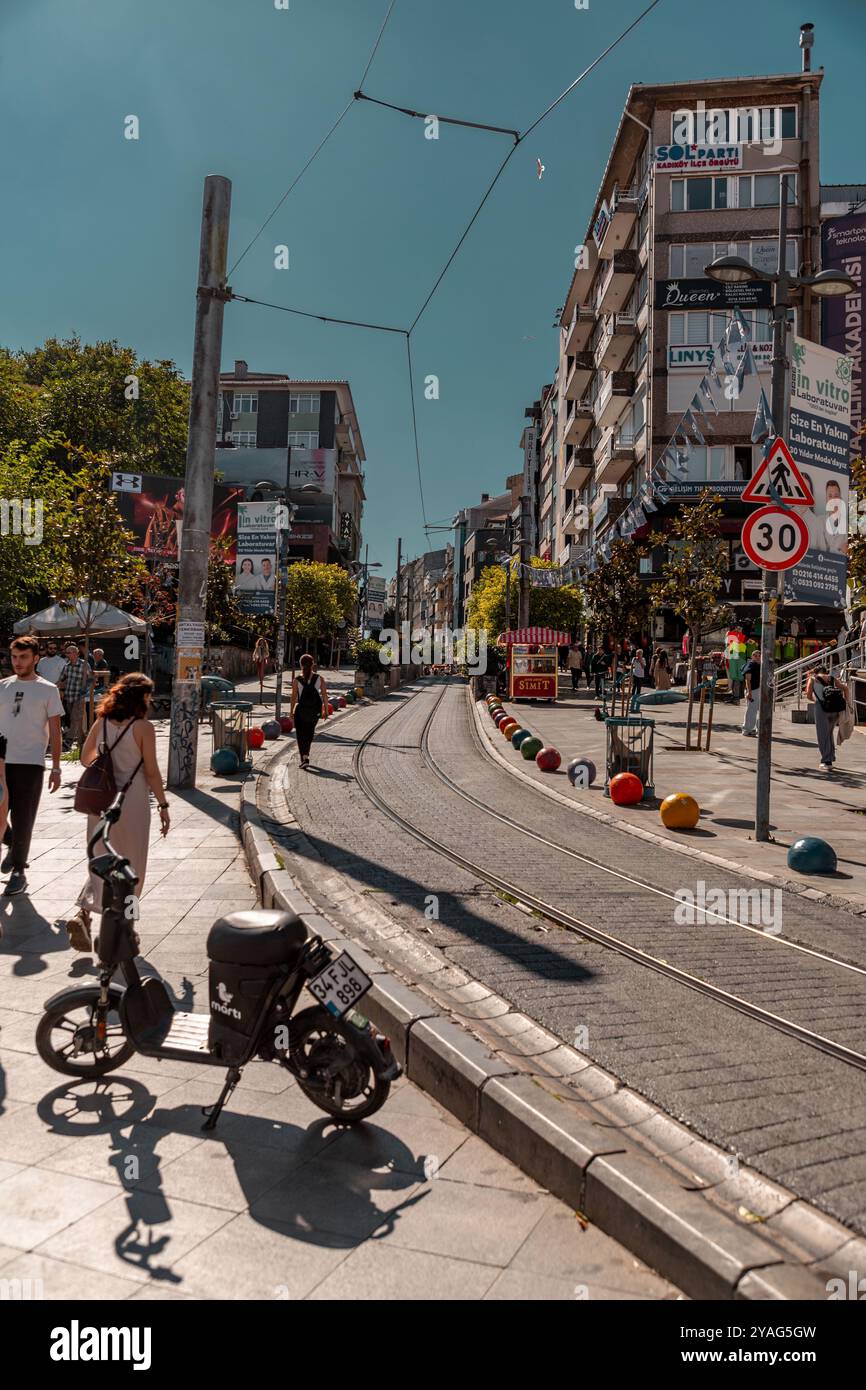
582,537,651,666
466,557,582,644
0,434,71,621
284,561,357,648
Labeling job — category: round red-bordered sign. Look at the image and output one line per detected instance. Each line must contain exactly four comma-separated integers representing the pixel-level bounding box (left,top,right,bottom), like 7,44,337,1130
740,505,809,571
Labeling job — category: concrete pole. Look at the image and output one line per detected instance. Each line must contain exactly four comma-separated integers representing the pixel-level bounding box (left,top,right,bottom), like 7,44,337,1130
754,175,790,841
518,494,531,627
168,176,232,788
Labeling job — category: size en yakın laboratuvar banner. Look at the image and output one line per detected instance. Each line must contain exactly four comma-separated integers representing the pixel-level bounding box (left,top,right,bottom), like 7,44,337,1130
785,337,852,608
234,502,278,615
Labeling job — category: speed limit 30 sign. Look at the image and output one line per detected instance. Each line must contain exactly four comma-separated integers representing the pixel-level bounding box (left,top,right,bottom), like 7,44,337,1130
740,505,809,571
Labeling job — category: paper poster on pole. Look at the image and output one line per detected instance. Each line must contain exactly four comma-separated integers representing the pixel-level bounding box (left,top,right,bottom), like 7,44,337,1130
784,337,852,606
235,502,278,614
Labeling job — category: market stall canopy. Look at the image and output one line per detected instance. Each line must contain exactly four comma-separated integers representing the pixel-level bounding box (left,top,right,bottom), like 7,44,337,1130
13,600,146,637
497,627,571,646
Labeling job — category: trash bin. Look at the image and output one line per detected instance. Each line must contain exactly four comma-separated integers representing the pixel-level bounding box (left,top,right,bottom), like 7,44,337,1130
604,716,654,798
210,700,252,765
200,676,236,719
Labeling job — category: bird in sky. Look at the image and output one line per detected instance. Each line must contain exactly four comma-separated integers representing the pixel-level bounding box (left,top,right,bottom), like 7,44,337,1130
536,157,545,180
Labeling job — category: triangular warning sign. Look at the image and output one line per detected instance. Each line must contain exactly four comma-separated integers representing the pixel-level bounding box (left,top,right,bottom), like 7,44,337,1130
741,437,814,506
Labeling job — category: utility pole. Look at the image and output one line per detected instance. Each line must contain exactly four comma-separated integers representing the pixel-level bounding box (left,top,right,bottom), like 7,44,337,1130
755,175,791,841
168,175,232,788
273,447,294,721
518,494,531,627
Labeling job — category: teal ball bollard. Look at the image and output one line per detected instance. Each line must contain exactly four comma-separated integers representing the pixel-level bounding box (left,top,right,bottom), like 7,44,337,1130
211,746,240,776
511,728,532,749
787,837,837,874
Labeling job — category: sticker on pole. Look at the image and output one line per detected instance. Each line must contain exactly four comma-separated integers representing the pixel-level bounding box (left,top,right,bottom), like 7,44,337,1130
740,506,809,571
740,437,814,505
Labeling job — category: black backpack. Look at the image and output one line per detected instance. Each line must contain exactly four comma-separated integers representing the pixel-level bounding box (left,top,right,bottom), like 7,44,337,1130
815,679,845,714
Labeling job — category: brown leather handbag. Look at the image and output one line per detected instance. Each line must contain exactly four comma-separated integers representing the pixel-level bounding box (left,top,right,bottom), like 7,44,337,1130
74,718,142,815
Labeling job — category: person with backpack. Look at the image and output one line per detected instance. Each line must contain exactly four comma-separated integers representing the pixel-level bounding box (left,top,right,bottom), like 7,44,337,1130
805,668,849,773
64,672,170,952
290,654,329,770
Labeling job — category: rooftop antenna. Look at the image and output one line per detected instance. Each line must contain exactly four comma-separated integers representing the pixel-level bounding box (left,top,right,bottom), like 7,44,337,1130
800,22,814,73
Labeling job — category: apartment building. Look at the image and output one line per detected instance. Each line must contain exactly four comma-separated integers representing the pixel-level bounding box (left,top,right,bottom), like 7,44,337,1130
553,37,829,631
213,361,366,569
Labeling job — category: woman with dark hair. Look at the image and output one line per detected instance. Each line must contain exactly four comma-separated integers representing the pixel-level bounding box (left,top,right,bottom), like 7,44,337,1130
64,673,170,951
290,654,328,769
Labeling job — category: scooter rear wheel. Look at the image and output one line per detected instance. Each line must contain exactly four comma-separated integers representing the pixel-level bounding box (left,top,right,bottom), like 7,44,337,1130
36,995,135,1077
287,1006,390,1124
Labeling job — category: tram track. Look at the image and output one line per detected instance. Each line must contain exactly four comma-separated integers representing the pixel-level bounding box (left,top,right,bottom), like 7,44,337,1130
353,679,866,1076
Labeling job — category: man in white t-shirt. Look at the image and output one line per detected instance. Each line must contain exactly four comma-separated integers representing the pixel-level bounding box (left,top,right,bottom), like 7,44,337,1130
0,636,63,896
36,640,66,685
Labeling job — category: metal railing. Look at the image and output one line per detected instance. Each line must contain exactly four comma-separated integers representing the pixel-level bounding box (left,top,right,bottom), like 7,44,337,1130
772,636,864,705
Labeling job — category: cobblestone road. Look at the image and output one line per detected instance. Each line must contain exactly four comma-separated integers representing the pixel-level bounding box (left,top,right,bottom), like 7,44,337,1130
280,681,866,1234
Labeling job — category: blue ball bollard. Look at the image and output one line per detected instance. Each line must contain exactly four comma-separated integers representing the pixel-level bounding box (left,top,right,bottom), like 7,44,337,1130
211,745,240,776
511,728,532,750
787,837,837,875
262,719,281,740
567,756,597,789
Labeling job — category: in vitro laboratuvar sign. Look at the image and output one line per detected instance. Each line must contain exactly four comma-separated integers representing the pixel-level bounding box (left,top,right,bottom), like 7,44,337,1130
654,278,773,310
654,143,742,171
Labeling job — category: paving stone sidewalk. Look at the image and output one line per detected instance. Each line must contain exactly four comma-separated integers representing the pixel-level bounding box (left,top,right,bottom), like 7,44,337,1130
0,714,678,1300
486,677,866,910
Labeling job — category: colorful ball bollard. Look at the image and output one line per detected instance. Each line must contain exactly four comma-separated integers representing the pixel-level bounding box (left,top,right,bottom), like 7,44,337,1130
609,772,643,805
327,703,335,715
787,837,837,874
211,745,239,776
493,711,509,726
659,792,700,830
511,728,532,749
261,720,281,741
345,690,356,703
337,695,347,709
355,687,365,700
501,720,519,740
520,736,543,761
279,716,295,734
567,757,596,788
247,727,265,751
536,747,562,772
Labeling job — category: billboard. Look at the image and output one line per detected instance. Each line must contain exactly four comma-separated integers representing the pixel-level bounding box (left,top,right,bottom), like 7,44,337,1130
785,336,852,607
235,502,278,614
655,279,772,311
821,211,865,467
112,473,241,565
288,448,336,495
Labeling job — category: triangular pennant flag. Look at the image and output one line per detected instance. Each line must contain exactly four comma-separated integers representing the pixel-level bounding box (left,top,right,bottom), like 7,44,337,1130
684,409,706,447
725,316,743,352
751,388,774,444
733,307,751,341
691,392,715,431
640,485,658,514
698,376,718,411
707,357,721,385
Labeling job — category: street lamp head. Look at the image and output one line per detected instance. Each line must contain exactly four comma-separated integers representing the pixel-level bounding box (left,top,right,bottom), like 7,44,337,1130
704,255,763,284
803,268,858,298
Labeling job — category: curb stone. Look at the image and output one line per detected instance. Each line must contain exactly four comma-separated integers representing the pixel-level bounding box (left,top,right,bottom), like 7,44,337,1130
237,684,854,1301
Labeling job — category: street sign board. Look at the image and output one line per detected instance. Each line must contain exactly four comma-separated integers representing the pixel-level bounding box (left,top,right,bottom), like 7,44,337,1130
740,506,809,571
741,437,814,506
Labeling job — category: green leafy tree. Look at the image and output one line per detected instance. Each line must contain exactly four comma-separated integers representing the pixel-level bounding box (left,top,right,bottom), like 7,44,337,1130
466,558,582,646
649,491,729,747
283,561,357,673
204,536,250,647
0,434,71,623
581,537,651,687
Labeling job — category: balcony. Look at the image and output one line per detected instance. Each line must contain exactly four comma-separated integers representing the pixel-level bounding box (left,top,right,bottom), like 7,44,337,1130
595,249,638,315
594,492,630,531
562,397,593,445
596,312,637,371
595,185,638,259
594,371,635,430
564,351,595,400
595,428,637,485
563,242,599,318
563,446,593,490
562,304,595,354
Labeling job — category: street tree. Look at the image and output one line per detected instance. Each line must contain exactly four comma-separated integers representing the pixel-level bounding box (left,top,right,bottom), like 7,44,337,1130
283,561,357,674
582,537,651,687
0,434,71,624
466,558,582,644
649,490,729,748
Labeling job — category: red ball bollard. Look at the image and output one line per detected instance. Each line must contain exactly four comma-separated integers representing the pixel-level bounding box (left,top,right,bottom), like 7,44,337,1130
279,716,294,734
535,747,562,772
248,727,265,750
609,771,643,805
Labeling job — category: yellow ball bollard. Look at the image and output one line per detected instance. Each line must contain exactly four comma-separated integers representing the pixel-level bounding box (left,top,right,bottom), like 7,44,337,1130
659,793,700,830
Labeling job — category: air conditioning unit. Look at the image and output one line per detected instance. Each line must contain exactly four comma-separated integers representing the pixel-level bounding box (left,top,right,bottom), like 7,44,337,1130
229,411,240,421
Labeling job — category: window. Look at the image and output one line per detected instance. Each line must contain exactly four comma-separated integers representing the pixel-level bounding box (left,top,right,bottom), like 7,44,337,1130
289,392,320,415
668,311,728,346
288,430,319,448
683,446,727,483
670,177,728,211
737,173,796,208
634,330,648,370
670,105,797,144
229,430,257,446
670,240,798,278
233,393,258,414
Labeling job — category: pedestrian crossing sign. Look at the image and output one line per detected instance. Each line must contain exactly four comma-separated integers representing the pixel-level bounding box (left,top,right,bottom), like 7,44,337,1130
740,437,814,506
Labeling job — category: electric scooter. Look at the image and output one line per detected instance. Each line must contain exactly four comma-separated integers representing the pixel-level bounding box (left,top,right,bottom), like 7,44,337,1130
36,791,400,1129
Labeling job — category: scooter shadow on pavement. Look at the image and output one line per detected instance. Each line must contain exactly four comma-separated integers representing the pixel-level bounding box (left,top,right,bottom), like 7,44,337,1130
36,1076,427,1281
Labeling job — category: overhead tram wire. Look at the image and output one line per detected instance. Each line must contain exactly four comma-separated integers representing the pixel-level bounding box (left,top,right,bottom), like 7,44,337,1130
405,336,429,533
229,293,406,337
354,92,519,142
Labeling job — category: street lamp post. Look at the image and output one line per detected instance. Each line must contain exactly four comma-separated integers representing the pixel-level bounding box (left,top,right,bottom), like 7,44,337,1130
705,182,855,841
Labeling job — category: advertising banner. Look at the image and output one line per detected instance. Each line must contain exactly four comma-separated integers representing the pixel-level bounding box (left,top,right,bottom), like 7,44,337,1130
667,341,772,370
235,502,278,615
112,473,241,565
654,143,742,172
288,448,336,495
655,279,772,311
785,337,852,607
821,211,865,467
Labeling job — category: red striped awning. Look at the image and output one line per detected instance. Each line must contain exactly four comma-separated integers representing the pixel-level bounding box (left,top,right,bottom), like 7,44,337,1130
497,628,571,646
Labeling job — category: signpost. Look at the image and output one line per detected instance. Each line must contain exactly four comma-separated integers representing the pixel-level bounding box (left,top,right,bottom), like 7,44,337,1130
740,506,810,572
741,436,814,506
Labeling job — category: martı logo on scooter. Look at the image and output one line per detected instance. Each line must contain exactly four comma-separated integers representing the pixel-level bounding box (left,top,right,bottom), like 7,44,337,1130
211,982,242,1020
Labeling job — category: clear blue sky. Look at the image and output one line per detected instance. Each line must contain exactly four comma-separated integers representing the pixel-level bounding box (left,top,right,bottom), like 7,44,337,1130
3,0,864,572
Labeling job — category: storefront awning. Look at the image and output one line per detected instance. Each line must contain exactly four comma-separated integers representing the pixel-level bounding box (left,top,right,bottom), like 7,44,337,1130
497,627,571,647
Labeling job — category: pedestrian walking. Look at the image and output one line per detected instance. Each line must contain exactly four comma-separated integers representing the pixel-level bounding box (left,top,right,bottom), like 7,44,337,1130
805,668,849,773
91,648,111,694
582,645,593,689
57,642,93,748
0,636,63,897
650,648,672,690
64,673,170,951
253,636,270,704
630,648,646,712
36,641,66,685
567,642,584,692
591,646,611,698
741,650,760,736
290,654,328,770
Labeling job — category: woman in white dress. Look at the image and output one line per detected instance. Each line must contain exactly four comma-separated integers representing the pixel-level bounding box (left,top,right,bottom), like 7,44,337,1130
65,673,170,951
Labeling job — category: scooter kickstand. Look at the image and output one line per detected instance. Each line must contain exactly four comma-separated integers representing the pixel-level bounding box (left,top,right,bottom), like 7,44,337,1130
201,1067,242,1131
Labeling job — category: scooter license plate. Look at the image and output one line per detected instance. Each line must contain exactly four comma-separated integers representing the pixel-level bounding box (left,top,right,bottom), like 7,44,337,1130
308,951,372,1018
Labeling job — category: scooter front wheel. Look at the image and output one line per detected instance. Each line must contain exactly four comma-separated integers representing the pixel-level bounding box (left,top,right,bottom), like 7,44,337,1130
36,991,135,1078
287,1006,390,1124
